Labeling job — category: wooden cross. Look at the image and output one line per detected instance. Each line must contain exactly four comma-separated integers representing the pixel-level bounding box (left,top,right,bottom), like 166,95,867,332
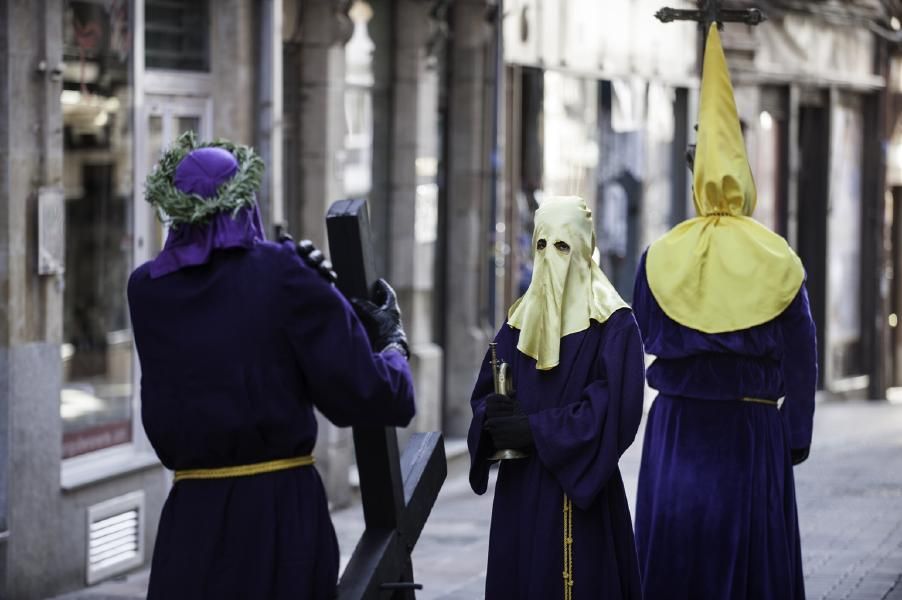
655,1,767,171
326,199,448,600
655,0,767,76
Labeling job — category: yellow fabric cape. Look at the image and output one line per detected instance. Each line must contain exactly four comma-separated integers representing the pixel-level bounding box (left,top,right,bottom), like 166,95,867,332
646,25,804,334
508,196,628,370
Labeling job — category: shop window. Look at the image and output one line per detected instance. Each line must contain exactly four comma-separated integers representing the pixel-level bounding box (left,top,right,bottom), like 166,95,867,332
61,0,135,458
828,96,865,379
145,0,209,71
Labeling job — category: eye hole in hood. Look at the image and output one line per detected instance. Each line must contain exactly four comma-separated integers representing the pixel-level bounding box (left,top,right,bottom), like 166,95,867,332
554,241,570,254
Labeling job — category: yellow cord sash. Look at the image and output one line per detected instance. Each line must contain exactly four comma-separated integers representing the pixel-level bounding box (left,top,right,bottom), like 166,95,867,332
173,455,315,483
563,494,574,599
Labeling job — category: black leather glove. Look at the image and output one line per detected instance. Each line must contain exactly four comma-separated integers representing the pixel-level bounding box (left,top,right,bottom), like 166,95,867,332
350,279,410,359
791,446,810,466
485,414,533,450
485,394,517,420
278,232,338,285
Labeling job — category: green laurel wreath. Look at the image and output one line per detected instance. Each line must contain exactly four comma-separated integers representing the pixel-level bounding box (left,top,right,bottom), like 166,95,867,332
144,130,265,226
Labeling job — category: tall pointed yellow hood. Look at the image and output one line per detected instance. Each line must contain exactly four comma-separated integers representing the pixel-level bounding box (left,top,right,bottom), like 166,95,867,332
646,25,804,334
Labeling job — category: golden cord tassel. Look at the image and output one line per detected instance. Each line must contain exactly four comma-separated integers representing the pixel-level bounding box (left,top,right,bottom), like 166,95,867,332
563,494,574,599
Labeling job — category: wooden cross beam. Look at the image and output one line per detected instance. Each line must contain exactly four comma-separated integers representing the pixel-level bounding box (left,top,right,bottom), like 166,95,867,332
655,0,767,76
655,4,766,28
655,1,767,171
326,199,448,600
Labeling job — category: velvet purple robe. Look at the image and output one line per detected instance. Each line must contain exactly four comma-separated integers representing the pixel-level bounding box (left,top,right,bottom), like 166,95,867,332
128,238,415,599
632,252,816,600
468,308,645,599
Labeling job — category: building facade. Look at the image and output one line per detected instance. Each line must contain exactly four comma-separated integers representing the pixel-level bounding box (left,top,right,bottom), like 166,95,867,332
488,0,898,405
727,0,893,399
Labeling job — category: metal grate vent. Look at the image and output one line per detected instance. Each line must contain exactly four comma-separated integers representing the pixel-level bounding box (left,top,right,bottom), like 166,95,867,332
86,491,145,585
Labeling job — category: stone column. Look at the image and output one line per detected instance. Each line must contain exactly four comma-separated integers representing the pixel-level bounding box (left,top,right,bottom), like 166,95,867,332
370,0,444,435
282,0,354,507
283,0,351,247
254,0,284,231
0,1,67,597
211,0,256,145
441,0,498,436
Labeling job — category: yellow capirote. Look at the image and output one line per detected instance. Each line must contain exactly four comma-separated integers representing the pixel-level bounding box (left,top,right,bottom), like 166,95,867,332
646,25,804,334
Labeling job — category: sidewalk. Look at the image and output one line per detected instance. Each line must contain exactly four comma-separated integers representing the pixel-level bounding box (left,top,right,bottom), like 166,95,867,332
52,400,902,600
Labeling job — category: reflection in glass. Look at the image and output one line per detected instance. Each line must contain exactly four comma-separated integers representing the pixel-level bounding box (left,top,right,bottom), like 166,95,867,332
61,0,134,458
145,0,209,71
177,116,200,136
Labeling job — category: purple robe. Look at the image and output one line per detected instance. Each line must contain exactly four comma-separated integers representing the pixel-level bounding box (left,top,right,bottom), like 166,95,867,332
632,251,816,600
128,237,415,599
468,308,645,599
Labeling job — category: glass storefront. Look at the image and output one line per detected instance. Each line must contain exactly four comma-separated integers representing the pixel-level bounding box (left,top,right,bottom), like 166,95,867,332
145,0,209,71
61,0,135,458
828,95,865,379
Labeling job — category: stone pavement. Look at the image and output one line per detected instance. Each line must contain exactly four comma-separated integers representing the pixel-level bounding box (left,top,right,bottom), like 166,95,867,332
794,401,902,600
52,400,902,600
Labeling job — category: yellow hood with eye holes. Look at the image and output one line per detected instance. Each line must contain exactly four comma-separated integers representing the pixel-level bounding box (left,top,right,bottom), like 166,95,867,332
507,196,628,370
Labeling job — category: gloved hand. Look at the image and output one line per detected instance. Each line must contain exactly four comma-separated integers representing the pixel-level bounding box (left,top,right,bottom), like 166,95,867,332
485,393,517,420
485,414,533,450
791,446,810,466
350,279,410,359
278,232,338,285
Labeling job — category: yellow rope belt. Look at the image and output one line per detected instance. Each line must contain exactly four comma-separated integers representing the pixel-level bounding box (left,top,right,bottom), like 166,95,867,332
173,455,315,483
563,494,574,599
742,397,779,407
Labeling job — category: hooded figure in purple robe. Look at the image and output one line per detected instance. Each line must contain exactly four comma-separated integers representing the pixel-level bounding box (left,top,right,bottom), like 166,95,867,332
468,196,645,600
128,132,414,599
632,26,817,600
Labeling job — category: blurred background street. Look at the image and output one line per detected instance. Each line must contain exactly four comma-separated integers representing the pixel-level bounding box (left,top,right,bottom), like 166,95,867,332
2,0,902,597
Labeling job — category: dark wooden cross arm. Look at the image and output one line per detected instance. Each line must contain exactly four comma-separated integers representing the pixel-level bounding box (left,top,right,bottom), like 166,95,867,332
654,0,768,172
654,0,768,74
655,5,766,26
326,199,448,600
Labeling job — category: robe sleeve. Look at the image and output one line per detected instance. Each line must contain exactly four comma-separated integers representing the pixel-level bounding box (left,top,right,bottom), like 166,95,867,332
528,310,646,510
278,244,415,428
631,251,652,342
467,332,504,495
779,283,817,450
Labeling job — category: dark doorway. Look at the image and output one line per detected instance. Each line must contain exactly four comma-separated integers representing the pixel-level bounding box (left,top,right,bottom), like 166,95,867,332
890,186,902,386
758,87,790,237
596,80,643,300
796,102,830,388
671,87,690,225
